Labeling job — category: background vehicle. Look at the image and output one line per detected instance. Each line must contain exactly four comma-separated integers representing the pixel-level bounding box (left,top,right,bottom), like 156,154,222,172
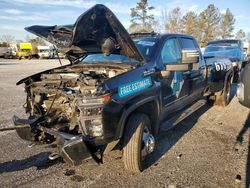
0,47,8,58
11,4,234,173
57,51,66,59
200,47,205,55
37,45,51,59
50,47,57,59
207,39,244,50
4,46,17,59
17,43,38,60
204,39,248,81
243,41,250,58
237,63,250,108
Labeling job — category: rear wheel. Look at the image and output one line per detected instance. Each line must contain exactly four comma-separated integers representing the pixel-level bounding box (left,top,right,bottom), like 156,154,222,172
233,68,240,83
123,113,155,172
213,79,232,107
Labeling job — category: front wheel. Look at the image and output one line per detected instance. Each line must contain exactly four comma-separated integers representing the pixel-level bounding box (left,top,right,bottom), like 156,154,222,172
123,113,155,172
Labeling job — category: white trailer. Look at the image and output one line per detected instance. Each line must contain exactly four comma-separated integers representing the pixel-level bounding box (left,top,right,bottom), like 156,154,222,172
37,46,51,59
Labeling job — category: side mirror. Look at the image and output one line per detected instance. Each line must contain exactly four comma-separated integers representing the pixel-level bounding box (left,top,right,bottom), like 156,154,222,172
181,49,199,64
165,49,200,71
165,63,199,71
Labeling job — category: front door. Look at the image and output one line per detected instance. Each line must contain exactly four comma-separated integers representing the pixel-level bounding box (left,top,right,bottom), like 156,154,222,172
178,37,205,100
159,37,191,120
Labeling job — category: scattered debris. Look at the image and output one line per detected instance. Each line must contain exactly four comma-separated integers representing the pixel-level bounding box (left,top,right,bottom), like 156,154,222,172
177,154,183,159
64,169,75,176
48,153,60,161
154,163,158,166
235,174,241,183
70,175,85,182
234,143,241,152
28,143,36,148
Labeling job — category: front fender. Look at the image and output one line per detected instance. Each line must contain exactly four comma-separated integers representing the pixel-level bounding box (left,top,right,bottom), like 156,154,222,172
115,95,160,139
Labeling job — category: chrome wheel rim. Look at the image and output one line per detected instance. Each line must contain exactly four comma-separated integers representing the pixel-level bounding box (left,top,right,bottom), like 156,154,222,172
141,126,155,159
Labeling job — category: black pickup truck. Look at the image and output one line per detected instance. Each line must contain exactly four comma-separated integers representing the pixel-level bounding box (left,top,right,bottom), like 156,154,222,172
12,4,234,172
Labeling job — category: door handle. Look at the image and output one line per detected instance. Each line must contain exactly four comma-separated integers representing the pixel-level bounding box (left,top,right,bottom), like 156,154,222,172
143,68,155,77
183,71,191,75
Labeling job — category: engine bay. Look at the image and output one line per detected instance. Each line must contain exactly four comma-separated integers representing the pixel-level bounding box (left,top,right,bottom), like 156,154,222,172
24,63,132,143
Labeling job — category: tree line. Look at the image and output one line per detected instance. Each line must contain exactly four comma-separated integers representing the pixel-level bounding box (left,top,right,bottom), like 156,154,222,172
129,0,250,47
0,35,46,47
1,1,249,48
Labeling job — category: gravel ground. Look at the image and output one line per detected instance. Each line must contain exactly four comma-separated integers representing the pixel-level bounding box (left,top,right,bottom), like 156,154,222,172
0,59,249,188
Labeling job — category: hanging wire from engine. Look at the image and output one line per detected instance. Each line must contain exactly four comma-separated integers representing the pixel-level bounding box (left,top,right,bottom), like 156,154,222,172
46,80,63,116
53,45,62,66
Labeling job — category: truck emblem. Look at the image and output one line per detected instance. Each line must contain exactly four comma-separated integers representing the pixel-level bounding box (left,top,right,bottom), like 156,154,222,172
118,77,152,98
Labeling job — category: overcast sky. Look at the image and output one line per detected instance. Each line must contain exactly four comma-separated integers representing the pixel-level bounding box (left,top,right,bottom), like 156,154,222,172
0,0,249,40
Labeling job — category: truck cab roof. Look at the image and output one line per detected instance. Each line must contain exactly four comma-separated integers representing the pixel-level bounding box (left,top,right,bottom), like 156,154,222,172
130,32,196,40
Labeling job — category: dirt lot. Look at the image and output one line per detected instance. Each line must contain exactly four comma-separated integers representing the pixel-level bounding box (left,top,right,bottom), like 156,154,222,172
0,59,249,188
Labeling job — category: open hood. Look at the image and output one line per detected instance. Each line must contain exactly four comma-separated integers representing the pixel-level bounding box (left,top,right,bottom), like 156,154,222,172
25,4,144,62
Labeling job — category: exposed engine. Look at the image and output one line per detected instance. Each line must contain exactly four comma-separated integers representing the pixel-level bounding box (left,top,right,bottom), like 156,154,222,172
24,63,131,144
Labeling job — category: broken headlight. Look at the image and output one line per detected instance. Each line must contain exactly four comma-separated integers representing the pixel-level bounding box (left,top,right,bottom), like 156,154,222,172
77,95,110,138
85,119,103,137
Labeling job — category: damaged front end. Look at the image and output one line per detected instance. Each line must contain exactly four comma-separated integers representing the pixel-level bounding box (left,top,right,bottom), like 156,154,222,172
14,63,131,165
14,4,144,165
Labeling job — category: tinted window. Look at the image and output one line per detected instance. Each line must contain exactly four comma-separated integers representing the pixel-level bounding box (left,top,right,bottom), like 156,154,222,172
161,38,181,64
205,46,239,52
207,43,239,48
180,38,196,49
204,45,241,59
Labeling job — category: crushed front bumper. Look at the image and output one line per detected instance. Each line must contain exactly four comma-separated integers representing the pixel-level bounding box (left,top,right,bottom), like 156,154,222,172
12,115,93,165
13,115,36,141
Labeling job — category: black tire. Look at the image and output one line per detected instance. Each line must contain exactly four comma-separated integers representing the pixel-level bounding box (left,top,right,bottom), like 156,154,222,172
123,113,154,172
233,69,240,83
214,79,232,107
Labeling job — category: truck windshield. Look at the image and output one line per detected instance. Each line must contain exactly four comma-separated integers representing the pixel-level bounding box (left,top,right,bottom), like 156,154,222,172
20,49,31,52
81,54,140,65
133,37,158,61
80,36,158,64
204,45,241,59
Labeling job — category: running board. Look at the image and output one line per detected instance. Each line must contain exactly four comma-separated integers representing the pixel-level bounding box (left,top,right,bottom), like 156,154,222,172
160,99,206,131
